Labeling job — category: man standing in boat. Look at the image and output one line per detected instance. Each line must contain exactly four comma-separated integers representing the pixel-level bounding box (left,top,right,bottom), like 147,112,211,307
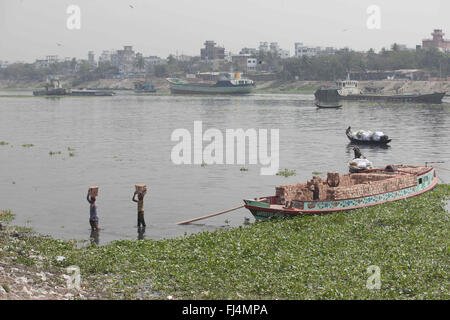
132,189,146,228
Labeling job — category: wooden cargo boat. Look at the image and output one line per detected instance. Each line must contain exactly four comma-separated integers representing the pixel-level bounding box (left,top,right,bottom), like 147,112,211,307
315,102,342,109
244,166,437,220
346,127,391,145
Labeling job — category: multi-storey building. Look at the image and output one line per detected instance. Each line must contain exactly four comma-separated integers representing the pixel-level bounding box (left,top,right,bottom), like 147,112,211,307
422,29,450,52
200,41,225,61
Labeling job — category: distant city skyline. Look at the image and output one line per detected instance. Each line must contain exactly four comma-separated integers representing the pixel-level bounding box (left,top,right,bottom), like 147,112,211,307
0,0,449,63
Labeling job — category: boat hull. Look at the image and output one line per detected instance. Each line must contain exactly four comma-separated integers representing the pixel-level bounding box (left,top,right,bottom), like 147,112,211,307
244,168,437,221
315,89,446,104
315,103,342,109
169,84,254,95
33,88,69,96
70,90,115,96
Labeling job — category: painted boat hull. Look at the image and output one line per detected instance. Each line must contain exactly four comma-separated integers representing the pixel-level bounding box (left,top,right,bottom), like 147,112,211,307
244,167,437,221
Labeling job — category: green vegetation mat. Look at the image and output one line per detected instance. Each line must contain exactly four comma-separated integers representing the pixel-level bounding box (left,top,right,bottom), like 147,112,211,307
1,184,449,299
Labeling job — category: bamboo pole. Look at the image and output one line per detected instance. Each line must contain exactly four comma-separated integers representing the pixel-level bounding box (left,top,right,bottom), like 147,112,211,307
176,205,245,225
176,199,266,225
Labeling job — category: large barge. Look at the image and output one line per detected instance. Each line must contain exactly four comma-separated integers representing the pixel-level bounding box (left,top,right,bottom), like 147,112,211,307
33,78,115,97
167,73,255,95
315,79,445,104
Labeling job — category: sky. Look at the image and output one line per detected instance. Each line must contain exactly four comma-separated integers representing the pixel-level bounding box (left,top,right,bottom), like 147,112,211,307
0,0,449,62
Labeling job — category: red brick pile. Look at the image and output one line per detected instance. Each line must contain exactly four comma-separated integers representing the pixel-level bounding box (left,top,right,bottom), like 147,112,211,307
276,171,418,204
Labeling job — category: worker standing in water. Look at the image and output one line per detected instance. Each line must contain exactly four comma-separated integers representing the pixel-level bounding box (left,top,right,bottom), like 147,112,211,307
133,185,147,228
87,187,99,231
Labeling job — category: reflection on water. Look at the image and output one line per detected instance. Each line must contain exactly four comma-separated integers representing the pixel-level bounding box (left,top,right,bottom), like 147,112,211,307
0,93,449,243
90,230,100,245
138,227,146,240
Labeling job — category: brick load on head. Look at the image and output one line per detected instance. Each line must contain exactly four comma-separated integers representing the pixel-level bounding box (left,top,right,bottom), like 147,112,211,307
135,184,147,195
89,186,99,197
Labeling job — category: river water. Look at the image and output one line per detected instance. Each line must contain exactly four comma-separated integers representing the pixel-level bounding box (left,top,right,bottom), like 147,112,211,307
1,91,449,244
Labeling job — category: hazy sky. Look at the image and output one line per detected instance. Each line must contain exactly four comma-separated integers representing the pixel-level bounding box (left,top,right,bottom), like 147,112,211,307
0,0,449,62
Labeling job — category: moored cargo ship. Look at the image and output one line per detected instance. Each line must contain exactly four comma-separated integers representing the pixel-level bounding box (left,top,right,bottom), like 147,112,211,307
167,73,255,95
315,79,445,104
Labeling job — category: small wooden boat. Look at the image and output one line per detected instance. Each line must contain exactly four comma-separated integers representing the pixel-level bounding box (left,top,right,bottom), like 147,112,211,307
244,165,437,220
346,127,391,145
315,102,342,109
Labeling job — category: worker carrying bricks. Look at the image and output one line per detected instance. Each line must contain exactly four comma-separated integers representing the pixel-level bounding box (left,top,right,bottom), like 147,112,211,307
133,184,147,228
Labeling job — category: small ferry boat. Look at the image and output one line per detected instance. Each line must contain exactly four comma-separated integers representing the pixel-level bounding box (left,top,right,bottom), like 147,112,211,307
315,79,445,104
167,73,255,95
244,165,437,220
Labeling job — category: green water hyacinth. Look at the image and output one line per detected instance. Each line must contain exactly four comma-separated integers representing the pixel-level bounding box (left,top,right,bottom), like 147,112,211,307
0,185,449,300
276,168,296,177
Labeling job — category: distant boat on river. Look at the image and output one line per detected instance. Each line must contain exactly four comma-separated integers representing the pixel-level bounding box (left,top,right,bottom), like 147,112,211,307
315,79,445,104
167,73,255,95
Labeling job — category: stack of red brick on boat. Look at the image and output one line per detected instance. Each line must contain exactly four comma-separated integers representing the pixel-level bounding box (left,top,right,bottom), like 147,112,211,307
275,167,423,205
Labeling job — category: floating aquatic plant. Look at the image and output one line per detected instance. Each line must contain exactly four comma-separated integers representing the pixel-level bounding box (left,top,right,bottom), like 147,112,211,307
0,141,8,146
240,168,249,172
22,144,34,148
69,152,76,157
49,151,62,156
276,168,296,177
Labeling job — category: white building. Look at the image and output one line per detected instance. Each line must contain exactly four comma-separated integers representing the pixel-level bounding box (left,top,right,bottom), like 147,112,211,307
247,57,257,71
99,51,112,63
295,43,337,57
0,60,9,69
46,55,59,63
